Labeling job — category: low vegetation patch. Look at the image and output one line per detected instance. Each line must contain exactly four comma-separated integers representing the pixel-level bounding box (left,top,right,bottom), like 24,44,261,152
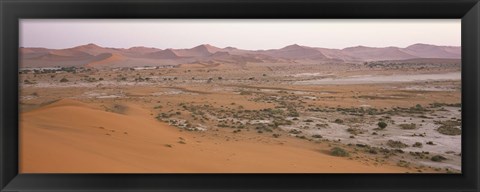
346,128,365,135
431,155,447,162
377,121,388,129
386,140,408,148
426,141,435,145
289,129,302,134
435,120,461,136
435,120,461,127
60,77,69,83
330,147,349,157
409,151,430,159
334,119,344,124
24,79,35,84
437,125,461,136
397,160,411,168
399,123,417,130
412,142,423,148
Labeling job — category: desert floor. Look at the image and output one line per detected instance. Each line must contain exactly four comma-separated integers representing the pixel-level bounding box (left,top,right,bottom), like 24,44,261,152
19,62,461,173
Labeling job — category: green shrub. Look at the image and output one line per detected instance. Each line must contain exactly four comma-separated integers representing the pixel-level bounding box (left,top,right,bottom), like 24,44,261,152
399,123,417,130
435,120,461,127
397,160,411,168
289,129,302,134
386,140,408,148
60,77,69,82
296,135,307,139
431,155,447,162
415,104,424,110
437,125,461,136
412,142,423,148
346,128,364,135
377,121,387,129
330,147,349,157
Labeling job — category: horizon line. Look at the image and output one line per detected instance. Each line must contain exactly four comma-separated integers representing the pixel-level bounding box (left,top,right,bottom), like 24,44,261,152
20,42,461,51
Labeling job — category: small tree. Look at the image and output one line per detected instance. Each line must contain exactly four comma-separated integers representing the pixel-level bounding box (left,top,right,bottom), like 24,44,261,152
415,104,424,110
378,121,387,129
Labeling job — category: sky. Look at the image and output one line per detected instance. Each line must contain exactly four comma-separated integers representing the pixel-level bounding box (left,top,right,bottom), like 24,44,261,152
20,19,460,50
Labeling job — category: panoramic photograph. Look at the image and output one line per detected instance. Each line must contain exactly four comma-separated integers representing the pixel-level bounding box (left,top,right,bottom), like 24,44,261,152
19,19,461,173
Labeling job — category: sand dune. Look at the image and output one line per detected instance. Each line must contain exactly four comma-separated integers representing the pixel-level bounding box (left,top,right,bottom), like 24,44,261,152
262,44,328,59
179,44,221,57
85,53,125,68
403,43,460,58
20,43,461,68
125,46,162,55
341,46,417,61
20,99,409,173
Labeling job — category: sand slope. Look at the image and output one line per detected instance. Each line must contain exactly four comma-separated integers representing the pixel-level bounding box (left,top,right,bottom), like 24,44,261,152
20,99,408,173
85,53,125,68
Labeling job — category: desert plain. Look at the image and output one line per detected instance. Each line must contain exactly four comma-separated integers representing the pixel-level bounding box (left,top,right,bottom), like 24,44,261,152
19,43,461,173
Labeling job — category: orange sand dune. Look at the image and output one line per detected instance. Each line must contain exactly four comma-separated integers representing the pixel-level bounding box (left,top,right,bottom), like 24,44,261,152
85,53,124,68
20,99,408,173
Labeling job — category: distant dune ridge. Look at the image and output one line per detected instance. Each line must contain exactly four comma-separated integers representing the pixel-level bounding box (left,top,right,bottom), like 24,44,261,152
20,43,461,68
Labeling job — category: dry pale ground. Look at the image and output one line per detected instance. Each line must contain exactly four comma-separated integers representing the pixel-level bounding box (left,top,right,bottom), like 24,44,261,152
19,62,460,173
20,99,409,173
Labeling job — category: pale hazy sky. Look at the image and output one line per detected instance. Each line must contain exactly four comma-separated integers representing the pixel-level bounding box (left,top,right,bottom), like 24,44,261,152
20,19,461,50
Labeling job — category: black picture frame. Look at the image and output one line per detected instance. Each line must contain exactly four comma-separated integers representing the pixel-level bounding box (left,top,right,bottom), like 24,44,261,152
1,0,479,191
